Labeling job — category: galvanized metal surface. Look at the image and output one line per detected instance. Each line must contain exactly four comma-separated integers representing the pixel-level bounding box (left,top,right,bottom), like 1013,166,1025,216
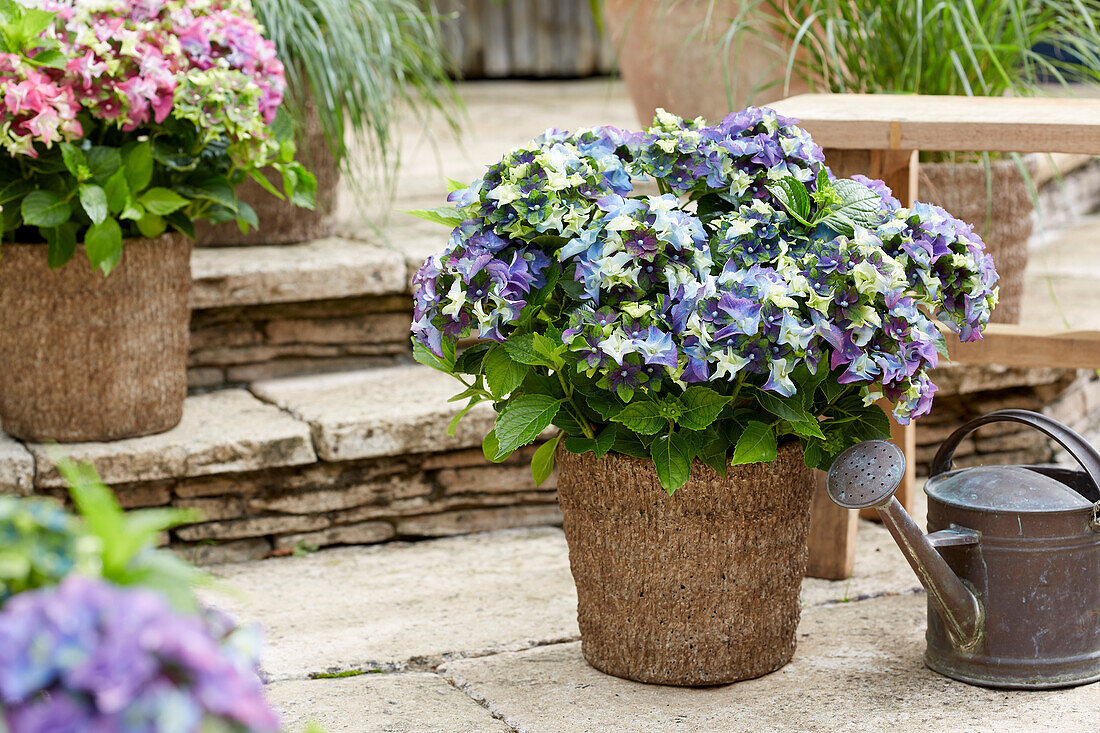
828,409,1100,689
825,439,906,510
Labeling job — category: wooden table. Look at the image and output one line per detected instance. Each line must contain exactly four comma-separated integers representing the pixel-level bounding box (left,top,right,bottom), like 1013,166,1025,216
768,93,1100,579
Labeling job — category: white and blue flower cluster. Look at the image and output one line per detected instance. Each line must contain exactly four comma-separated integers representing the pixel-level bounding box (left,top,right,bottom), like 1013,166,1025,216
411,108,997,423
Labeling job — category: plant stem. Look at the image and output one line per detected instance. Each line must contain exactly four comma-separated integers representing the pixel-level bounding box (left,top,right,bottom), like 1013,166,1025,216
729,372,747,406
555,370,596,440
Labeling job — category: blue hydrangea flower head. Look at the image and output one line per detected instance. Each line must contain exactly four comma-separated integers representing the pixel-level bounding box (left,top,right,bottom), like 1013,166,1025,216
411,108,998,425
0,576,280,733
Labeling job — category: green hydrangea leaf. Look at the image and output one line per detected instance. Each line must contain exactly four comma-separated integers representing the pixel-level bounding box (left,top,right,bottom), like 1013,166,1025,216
412,338,455,374
86,146,121,184
611,429,650,459
83,218,123,275
60,142,91,182
44,223,77,269
78,183,108,225
405,205,466,228
138,187,189,216
484,345,529,398
21,191,71,227
766,176,812,225
611,401,666,436
563,435,596,453
678,387,730,431
849,403,892,442
821,178,885,234
135,212,166,239
453,343,492,375
650,432,692,495
699,438,730,477
730,421,778,466
531,433,562,486
594,424,616,458
756,389,814,425
494,395,561,457
446,396,483,438
788,419,826,440
503,333,554,367
482,429,510,463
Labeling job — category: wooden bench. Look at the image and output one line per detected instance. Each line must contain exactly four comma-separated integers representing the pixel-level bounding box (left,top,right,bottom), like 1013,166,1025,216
769,93,1100,579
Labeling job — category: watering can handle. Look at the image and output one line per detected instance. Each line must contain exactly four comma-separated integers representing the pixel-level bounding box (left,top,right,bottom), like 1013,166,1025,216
930,409,1100,509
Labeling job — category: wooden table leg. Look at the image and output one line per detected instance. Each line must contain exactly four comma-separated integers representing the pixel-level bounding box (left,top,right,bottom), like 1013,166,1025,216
806,469,858,579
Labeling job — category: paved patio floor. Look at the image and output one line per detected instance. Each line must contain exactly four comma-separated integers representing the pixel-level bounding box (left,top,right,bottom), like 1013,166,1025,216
202,488,1098,732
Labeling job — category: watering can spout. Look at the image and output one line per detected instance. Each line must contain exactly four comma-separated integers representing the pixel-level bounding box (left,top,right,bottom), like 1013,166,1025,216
874,496,984,649
826,441,984,651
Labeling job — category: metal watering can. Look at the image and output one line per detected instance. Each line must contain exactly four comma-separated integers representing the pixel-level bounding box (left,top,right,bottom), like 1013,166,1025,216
826,409,1100,689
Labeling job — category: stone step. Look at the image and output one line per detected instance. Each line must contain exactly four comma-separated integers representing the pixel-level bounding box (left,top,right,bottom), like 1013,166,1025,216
187,237,432,389
1,365,558,563
190,237,410,310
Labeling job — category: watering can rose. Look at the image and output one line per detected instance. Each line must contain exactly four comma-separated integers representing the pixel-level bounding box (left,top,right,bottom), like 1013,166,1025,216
409,108,999,493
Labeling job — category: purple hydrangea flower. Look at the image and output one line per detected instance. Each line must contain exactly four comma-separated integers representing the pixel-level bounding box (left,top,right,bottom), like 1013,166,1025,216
0,577,280,733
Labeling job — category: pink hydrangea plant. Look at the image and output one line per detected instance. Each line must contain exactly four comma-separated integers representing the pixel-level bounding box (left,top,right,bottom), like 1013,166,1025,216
0,1,314,272
1,0,285,161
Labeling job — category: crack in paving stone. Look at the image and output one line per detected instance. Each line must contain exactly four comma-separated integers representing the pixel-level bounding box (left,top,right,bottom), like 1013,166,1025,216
817,586,925,607
440,674,522,733
438,673,519,733
293,634,583,681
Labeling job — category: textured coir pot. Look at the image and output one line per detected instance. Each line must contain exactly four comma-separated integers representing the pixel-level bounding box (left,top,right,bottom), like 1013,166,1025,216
918,159,1031,324
195,107,338,246
0,234,191,442
556,442,814,685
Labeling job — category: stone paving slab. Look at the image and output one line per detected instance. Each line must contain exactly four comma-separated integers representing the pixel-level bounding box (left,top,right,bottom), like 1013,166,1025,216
251,366,496,462
266,673,511,733
190,238,407,310
203,514,918,684
0,429,33,495
440,593,1100,733
203,527,579,681
30,390,317,488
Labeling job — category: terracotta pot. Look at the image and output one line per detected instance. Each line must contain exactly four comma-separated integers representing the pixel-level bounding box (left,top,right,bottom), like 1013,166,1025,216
195,109,339,246
0,235,192,442
556,441,814,685
918,160,1031,324
604,0,809,125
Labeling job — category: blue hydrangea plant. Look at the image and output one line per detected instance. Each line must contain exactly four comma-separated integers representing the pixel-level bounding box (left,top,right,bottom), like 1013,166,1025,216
0,576,280,732
409,108,999,494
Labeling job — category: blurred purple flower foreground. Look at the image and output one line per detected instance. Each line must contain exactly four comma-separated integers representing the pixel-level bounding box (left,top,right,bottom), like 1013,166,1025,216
0,576,279,733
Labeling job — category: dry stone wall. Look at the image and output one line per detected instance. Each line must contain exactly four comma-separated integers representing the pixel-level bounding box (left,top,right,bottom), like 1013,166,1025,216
189,295,414,389
30,444,558,565
915,364,1100,474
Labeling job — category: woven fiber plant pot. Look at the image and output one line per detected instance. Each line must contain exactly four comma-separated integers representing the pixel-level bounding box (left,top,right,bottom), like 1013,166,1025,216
556,442,814,686
195,110,338,246
918,160,1032,324
0,234,191,443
